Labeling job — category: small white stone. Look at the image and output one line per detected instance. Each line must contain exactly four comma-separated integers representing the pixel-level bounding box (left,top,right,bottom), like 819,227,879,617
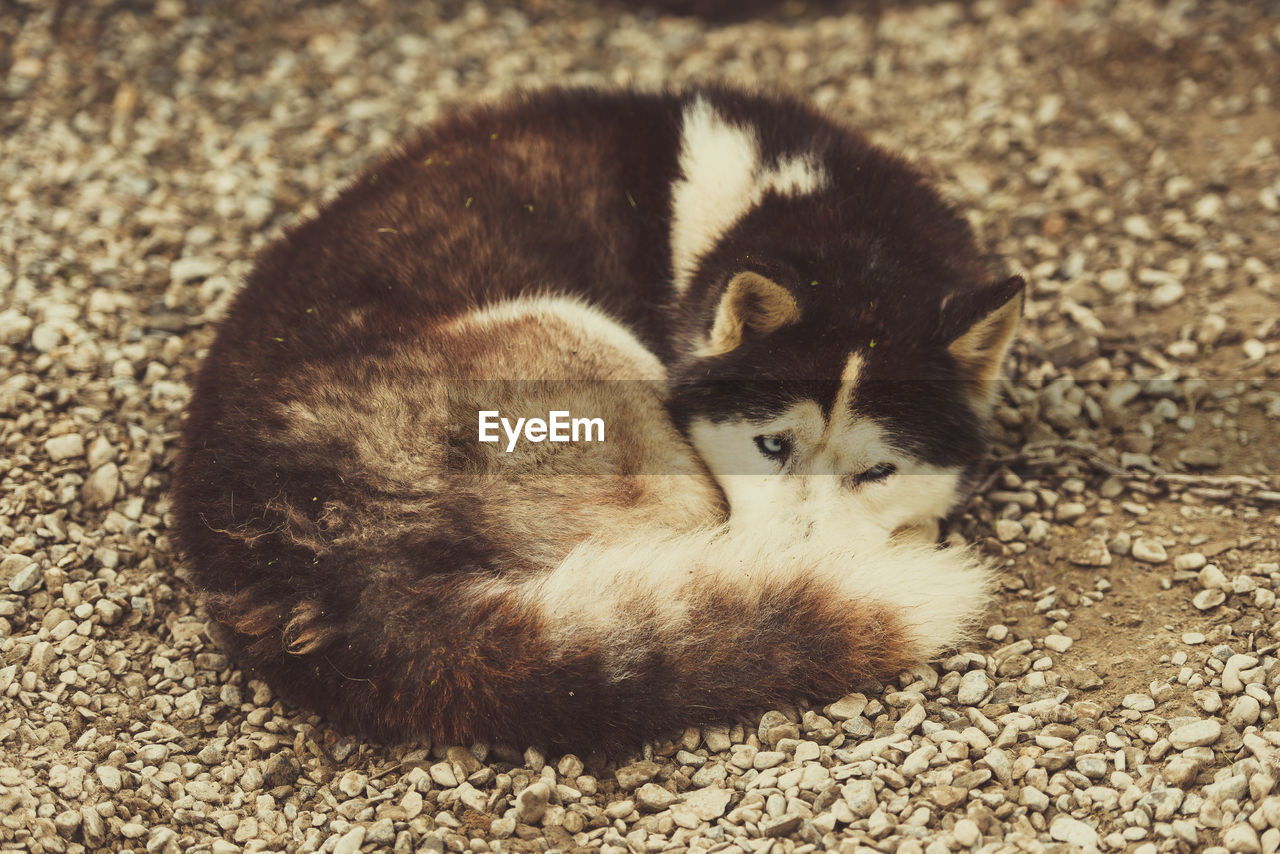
332,827,365,854
1229,696,1262,728
794,741,820,763
1244,339,1267,361
7,560,42,593
1222,822,1262,854
1122,694,1156,712
1194,689,1223,713
824,693,867,721
31,323,62,352
1193,588,1226,610
1050,815,1100,848
1044,635,1073,653
752,751,785,770
45,434,85,463
337,771,366,797
635,782,678,812
1098,269,1131,294
842,780,877,817
1131,537,1168,564
428,762,457,788
515,781,551,822
1223,654,1260,693
953,818,981,847
1148,281,1186,308
1182,632,1206,645
994,519,1023,541
1169,719,1221,750
1175,552,1207,571
1020,786,1050,811
96,765,122,792
1199,565,1230,590
957,670,990,706
81,462,119,508
895,703,926,734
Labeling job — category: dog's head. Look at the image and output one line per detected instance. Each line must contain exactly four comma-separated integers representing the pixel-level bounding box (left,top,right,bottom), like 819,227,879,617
670,267,1024,540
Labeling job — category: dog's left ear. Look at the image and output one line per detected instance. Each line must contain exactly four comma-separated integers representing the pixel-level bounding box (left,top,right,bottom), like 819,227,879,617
938,275,1025,408
696,271,801,358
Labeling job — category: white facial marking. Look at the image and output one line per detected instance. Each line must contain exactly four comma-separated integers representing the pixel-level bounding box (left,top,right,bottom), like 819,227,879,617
670,98,828,296
687,350,965,544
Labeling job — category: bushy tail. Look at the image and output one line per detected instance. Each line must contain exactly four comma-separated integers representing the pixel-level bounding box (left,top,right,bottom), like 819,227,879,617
209,519,989,751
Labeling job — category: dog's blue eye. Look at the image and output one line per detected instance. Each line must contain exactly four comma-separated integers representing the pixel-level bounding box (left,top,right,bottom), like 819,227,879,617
856,463,897,484
754,435,791,461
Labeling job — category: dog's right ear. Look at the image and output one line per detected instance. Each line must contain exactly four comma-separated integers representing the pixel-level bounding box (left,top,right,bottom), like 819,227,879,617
938,275,1025,409
695,271,801,358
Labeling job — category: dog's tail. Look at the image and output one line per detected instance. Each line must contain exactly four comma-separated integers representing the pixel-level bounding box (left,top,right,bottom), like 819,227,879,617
211,521,989,751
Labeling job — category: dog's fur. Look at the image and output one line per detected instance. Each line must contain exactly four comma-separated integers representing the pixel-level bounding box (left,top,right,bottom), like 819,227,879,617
172,87,1022,750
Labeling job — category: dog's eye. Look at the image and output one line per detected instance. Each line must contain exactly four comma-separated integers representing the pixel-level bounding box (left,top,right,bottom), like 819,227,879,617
754,435,791,462
854,462,897,485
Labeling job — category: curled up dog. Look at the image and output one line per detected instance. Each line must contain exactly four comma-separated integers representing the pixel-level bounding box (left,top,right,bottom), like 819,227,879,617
172,87,1023,750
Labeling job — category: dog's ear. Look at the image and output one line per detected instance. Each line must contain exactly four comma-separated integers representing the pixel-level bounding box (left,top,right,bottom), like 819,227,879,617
696,271,801,358
939,275,1025,408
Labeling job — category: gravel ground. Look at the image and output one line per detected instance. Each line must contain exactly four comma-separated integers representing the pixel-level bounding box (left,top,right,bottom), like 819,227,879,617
3,1,1280,852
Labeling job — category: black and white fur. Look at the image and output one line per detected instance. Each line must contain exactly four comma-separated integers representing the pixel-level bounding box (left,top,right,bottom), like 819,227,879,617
173,87,1022,751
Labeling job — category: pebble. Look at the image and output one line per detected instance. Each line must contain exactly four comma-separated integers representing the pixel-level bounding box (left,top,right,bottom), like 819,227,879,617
1194,689,1223,713
1149,280,1187,308
1222,654,1259,693
615,760,660,791
1070,535,1112,567
1199,565,1230,590
428,762,457,788
761,814,802,838
825,692,868,720
7,560,42,593
82,462,120,507
332,826,366,854
1194,589,1227,610
515,782,551,823
994,518,1023,541
1228,696,1261,728
957,670,990,705
635,782,678,812
1131,537,1168,564
1055,501,1087,523
843,780,877,817
1123,694,1156,712
1176,552,1208,571
1170,720,1222,750
1050,815,1100,848
1044,634,1073,653
0,308,33,344
675,786,732,822
1222,822,1262,853
895,703,927,734
44,434,85,462
752,750,786,770
953,818,981,847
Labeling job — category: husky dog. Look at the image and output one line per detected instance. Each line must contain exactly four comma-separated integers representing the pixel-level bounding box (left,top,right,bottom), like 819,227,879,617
173,87,1022,750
